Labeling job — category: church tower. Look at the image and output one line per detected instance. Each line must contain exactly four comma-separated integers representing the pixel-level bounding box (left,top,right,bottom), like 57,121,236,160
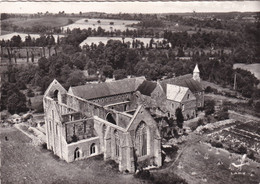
193,64,200,82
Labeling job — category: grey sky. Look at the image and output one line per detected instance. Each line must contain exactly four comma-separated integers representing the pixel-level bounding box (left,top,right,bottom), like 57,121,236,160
0,1,259,14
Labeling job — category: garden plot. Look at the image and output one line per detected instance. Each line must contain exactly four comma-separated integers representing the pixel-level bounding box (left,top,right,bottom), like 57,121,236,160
208,121,260,159
173,142,260,184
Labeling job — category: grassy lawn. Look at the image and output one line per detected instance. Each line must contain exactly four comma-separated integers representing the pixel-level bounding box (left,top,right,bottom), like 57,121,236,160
0,127,146,184
2,17,80,29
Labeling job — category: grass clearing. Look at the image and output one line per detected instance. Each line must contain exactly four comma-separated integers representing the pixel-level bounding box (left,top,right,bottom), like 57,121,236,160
0,127,147,184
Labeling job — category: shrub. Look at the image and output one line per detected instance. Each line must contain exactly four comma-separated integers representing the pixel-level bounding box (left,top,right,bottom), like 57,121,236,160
215,108,229,121
134,170,153,180
41,142,47,149
17,81,27,90
211,141,223,148
152,172,188,184
247,151,255,160
137,157,154,168
237,145,247,154
201,128,209,133
27,89,35,97
105,159,119,170
205,100,215,116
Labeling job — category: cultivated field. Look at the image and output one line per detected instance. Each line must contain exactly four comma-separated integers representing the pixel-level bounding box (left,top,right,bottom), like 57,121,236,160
62,18,139,32
1,17,80,31
0,127,146,184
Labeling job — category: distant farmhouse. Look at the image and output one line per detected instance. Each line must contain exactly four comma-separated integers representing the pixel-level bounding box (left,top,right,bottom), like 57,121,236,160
43,64,203,172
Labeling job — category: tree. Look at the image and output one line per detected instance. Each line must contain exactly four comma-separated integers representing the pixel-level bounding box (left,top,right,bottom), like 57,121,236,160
205,100,215,116
65,70,86,89
114,69,127,80
27,89,35,97
102,65,114,78
175,107,184,129
7,92,27,114
11,35,22,47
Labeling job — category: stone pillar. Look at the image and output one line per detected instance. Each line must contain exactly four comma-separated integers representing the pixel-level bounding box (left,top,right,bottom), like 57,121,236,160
104,138,111,160
118,145,123,172
154,138,162,167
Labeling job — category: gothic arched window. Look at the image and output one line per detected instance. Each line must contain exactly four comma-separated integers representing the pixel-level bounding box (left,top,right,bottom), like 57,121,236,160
53,90,59,101
90,143,96,155
135,122,147,156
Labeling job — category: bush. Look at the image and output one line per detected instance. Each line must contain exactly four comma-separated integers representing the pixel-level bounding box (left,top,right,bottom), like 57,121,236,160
247,151,255,160
237,145,247,154
105,159,119,170
205,86,218,93
205,100,215,116
41,142,47,149
134,170,153,180
211,141,223,148
215,108,229,121
27,89,35,97
152,172,188,184
137,157,154,168
17,81,27,90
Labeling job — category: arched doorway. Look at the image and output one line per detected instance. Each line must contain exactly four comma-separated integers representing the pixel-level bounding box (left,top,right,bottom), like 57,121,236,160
135,121,147,157
74,147,80,160
106,113,116,125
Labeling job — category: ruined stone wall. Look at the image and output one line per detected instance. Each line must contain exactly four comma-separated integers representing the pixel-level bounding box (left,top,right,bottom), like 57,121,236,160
66,137,100,162
65,119,96,143
62,112,82,123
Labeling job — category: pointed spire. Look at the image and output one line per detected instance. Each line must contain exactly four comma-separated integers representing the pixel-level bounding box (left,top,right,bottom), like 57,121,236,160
193,64,200,82
193,63,200,73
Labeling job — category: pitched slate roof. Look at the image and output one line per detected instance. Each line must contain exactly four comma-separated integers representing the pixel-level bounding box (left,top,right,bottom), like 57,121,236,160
160,74,203,93
69,77,145,100
137,80,157,96
166,84,189,102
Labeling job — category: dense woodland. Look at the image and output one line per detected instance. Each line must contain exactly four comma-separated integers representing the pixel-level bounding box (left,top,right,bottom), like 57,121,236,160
1,12,260,114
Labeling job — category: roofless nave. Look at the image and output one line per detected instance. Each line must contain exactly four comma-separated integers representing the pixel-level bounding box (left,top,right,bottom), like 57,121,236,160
43,64,204,173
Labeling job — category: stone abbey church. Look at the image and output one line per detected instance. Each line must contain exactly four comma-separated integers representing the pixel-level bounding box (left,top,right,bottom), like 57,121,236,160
43,64,204,173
